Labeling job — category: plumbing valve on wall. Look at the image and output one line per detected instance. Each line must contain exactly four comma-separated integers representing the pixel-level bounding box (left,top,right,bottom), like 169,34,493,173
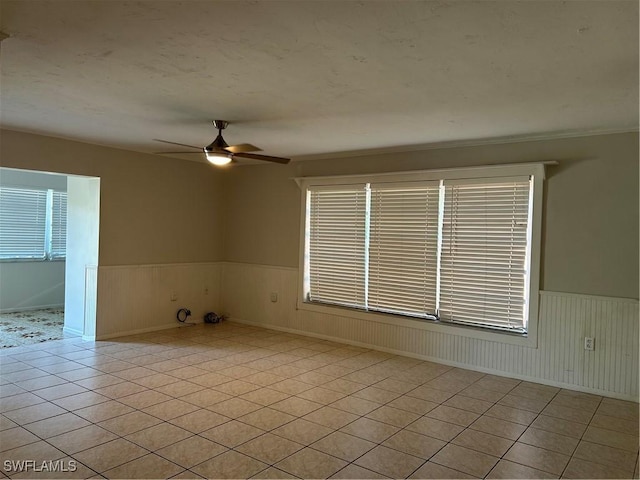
176,308,193,325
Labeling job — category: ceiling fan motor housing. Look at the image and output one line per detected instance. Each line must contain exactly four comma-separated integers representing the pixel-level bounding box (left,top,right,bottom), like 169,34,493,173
205,120,231,152
205,135,229,153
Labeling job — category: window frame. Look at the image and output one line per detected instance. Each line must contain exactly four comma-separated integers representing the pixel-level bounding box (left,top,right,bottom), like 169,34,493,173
49,190,68,260
296,162,547,348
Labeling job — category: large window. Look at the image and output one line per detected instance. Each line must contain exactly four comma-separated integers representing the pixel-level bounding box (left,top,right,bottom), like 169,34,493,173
299,164,544,336
0,186,68,260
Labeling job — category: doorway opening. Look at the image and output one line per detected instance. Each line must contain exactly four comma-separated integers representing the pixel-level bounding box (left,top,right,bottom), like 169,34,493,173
0,167,100,348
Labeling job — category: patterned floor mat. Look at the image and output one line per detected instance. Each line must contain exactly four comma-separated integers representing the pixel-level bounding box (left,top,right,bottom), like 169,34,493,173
0,308,65,348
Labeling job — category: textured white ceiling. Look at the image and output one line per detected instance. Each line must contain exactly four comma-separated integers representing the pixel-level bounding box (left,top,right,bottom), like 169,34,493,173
0,0,638,162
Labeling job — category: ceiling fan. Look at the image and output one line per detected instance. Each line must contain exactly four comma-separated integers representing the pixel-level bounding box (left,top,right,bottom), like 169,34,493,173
154,120,290,166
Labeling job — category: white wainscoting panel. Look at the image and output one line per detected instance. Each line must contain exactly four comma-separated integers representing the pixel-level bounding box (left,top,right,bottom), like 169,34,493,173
83,265,98,339
96,263,221,338
221,262,639,400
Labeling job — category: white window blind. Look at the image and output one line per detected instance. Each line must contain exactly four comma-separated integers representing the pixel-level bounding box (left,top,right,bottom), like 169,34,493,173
0,187,48,259
302,168,540,335
50,191,68,259
0,186,67,260
439,178,532,331
368,182,440,318
307,185,368,308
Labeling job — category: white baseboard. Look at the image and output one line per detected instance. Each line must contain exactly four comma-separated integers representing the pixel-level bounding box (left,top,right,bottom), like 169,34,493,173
0,304,64,314
63,326,83,336
95,320,203,340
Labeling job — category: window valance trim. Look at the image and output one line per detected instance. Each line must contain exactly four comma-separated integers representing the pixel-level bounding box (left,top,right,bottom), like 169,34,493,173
294,161,553,189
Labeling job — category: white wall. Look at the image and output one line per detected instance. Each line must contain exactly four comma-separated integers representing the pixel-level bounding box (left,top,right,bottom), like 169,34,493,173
0,261,65,312
0,168,67,312
0,168,67,190
64,176,100,336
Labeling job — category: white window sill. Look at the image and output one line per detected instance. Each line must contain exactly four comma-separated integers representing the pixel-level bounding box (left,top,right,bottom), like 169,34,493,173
0,258,66,263
297,300,538,348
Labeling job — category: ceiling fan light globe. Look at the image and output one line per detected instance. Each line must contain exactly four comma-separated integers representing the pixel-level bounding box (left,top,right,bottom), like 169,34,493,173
205,152,232,166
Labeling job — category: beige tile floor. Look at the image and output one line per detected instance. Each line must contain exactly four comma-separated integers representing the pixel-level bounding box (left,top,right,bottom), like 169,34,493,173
0,322,638,479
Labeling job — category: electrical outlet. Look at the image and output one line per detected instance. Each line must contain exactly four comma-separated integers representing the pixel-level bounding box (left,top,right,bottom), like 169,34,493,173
270,292,278,303
170,293,178,302
584,337,595,351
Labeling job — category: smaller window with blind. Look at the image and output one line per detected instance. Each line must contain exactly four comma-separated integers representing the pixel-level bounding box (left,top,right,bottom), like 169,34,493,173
0,186,68,260
299,165,544,336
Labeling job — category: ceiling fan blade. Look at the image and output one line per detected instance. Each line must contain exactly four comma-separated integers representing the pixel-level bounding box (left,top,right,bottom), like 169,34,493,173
153,139,201,150
225,143,262,154
233,152,290,164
